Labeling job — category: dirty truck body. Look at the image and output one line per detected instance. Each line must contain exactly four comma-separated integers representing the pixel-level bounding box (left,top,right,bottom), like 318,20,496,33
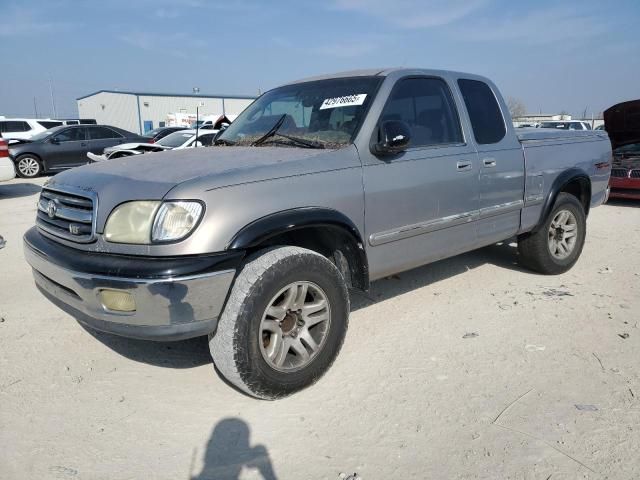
24,68,611,398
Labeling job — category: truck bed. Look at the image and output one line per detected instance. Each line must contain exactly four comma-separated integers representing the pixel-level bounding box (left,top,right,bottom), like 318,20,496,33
516,128,608,143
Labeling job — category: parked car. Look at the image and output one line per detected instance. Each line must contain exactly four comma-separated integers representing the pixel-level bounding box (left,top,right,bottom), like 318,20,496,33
0,118,66,141
87,129,219,162
56,119,97,126
191,114,237,130
539,120,591,130
603,100,640,200
24,68,610,399
8,124,148,178
142,126,188,143
0,135,15,182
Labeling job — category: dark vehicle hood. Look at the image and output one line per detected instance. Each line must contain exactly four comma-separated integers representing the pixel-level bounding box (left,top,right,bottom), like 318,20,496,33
46,146,351,223
604,99,640,149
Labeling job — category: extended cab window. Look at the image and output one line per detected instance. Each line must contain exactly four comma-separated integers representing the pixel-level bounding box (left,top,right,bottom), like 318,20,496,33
381,77,463,147
458,79,506,144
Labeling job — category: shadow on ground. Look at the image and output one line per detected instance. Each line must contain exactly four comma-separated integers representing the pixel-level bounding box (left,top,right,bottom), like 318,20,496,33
605,198,640,208
189,418,277,480
86,241,526,369
0,182,42,199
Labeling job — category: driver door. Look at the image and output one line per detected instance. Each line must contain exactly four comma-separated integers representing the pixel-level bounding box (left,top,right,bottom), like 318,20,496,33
361,76,480,279
46,127,89,170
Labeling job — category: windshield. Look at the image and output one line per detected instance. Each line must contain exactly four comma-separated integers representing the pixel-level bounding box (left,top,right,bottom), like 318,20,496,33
145,128,164,136
217,76,382,147
157,131,195,147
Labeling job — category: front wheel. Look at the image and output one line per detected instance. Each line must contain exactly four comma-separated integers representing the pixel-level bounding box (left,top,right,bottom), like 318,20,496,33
15,155,42,178
210,246,349,400
518,193,587,274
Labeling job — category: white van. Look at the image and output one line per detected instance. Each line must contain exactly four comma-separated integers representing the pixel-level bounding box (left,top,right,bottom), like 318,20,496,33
0,118,64,141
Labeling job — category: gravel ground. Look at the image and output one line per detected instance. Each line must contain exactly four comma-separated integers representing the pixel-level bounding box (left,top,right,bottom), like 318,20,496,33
1,177,639,480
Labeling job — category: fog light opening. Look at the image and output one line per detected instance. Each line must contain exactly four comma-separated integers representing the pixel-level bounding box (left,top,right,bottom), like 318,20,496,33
99,289,136,312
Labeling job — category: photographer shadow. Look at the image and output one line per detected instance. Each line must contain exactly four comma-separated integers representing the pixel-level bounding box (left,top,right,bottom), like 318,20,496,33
191,418,277,480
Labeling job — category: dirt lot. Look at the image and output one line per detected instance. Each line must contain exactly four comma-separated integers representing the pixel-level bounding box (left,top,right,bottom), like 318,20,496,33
1,177,639,480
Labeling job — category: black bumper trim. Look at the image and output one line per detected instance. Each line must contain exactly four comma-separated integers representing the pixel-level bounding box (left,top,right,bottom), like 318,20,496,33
24,227,244,279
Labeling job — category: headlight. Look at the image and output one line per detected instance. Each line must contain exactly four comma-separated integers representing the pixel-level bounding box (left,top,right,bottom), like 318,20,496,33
152,201,203,242
104,200,203,244
104,201,160,244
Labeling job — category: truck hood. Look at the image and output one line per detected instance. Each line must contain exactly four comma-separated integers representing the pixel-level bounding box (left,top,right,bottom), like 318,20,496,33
46,146,351,228
604,99,640,150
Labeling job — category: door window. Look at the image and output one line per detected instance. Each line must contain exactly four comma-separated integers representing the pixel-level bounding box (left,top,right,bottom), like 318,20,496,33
0,121,31,132
380,78,463,147
88,126,122,139
458,79,506,144
54,128,87,142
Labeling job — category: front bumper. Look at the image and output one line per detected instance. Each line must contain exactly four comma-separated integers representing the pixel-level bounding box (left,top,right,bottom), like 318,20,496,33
24,227,241,341
609,177,640,200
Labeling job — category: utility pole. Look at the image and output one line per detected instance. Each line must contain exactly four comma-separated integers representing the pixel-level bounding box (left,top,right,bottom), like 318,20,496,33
33,97,38,117
195,101,204,147
48,75,57,118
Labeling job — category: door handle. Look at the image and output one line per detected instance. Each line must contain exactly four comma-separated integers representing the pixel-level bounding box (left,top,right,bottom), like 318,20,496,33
80,142,87,147
483,157,497,167
456,161,472,171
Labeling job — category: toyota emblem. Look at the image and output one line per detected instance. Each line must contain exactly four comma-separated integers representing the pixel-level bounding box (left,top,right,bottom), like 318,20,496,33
47,200,57,219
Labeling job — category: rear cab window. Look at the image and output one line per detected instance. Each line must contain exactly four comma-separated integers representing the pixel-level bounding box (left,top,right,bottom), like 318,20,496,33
458,79,506,145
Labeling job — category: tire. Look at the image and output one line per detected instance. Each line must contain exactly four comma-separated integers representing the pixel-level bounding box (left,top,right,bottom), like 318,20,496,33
15,154,43,178
210,246,349,400
518,193,587,274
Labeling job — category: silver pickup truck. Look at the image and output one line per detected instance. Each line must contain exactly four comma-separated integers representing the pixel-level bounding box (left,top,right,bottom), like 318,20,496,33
24,68,611,399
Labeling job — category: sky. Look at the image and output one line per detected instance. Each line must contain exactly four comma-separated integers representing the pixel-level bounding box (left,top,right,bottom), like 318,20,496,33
1,0,638,119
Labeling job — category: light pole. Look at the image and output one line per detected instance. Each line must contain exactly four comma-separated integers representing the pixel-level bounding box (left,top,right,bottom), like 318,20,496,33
193,87,201,147
195,101,204,147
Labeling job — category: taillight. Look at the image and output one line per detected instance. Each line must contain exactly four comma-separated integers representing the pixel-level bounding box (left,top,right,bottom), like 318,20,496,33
0,139,8,158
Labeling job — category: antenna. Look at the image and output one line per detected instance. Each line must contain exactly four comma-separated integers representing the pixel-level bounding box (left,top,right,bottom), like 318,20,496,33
48,74,58,118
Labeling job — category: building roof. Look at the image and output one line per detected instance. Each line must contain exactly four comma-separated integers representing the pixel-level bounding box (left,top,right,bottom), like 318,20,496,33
77,90,257,101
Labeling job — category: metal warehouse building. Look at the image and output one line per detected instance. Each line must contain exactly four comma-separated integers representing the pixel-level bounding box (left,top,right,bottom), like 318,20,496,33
76,90,256,134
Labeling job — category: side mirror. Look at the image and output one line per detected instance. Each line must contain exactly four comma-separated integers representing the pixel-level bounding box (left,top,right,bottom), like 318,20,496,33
50,137,60,145
372,120,411,155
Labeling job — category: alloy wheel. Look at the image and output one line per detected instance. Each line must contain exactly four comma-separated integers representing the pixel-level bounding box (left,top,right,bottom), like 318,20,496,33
259,281,331,372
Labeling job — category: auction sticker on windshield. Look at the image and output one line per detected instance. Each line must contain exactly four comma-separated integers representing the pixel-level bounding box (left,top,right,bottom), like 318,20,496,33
319,94,367,110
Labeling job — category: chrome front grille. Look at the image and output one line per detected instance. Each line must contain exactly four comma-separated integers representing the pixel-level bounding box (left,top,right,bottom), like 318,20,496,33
36,187,96,243
610,168,629,178
631,170,640,179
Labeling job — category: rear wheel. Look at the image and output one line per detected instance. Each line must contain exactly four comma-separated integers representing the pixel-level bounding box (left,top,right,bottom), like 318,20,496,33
209,246,349,400
16,155,42,178
518,193,586,274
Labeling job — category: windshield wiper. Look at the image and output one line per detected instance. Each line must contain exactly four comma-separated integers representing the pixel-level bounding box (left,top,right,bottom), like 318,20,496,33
262,133,325,149
252,114,287,146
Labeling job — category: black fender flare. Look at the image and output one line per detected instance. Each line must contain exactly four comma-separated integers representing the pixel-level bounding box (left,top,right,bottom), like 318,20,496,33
534,168,591,232
228,207,369,290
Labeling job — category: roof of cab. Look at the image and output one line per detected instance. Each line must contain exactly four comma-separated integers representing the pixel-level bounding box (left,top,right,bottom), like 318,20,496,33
286,67,484,86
